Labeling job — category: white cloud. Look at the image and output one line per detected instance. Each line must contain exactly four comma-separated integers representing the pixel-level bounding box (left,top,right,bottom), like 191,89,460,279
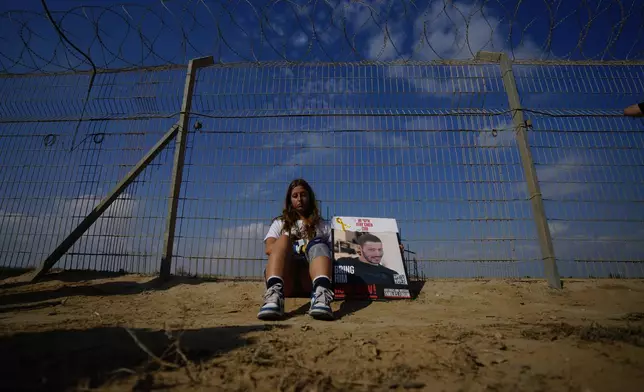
324,77,352,94
512,40,544,60
275,72,355,112
508,152,592,200
411,1,543,61
316,0,389,54
269,12,287,37
363,130,410,149
261,134,307,149
280,0,545,63
386,61,490,97
292,31,309,47
0,193,142,270
269,132,329,173
219,221,269,240
535,154,591,199
367,28,406,61
280,67,295,78
548,221,569,237
208,221,269,260
334,0,380,31
324,0,545,62
171,221,270,277
536,154,584,182
383,1,545,95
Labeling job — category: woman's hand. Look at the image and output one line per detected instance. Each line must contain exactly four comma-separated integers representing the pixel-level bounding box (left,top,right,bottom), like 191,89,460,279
265,234,292,256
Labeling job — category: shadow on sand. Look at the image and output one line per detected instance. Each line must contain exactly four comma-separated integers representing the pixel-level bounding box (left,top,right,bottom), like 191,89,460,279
0,324,287,391
0,270,210,308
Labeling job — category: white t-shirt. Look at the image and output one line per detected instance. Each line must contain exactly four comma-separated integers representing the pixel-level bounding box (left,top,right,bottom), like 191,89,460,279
264,218,332,245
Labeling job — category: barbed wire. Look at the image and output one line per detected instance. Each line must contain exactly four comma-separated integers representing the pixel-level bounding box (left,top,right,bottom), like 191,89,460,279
0,0,643,74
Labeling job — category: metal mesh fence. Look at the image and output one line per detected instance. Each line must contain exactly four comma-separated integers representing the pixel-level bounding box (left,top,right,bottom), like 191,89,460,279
2,0,644,281
1,61,643,279
0,67,185,273
171,62,542,279
515,64,644,278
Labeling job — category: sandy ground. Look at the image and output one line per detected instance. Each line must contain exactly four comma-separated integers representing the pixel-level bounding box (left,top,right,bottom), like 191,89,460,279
0,271,643,392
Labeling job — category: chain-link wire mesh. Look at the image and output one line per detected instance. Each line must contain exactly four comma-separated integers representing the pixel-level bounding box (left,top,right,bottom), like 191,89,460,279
514,64,644,278
166,62,542,279
0,67,186,273
1,0,642,74
1,61,643,279
1,0,643,280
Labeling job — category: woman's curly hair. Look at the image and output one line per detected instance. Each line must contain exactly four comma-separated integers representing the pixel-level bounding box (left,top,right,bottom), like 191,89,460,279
275,178,321,240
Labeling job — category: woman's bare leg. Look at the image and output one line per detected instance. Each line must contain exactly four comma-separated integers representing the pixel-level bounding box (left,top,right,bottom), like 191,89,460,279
309,255,333,280
258,235,292,320
307,243,335,320
265,234,292,280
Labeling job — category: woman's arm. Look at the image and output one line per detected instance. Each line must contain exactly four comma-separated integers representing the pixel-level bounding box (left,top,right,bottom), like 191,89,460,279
624,102,643,117
265,237,277,256
264,219,284,256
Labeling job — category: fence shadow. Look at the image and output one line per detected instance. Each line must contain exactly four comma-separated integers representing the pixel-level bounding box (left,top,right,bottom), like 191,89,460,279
335,300,372,319
0,268,32,279
0,268,34,290
284,301,311,319
0,324,286,391
0,271,210,308
280,300,373,320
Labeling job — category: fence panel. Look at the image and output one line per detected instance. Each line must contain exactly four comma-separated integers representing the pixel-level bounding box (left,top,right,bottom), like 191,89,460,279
515,64,644,278
2,62,642,279
1,0,643,280
168,62,542,279
0,67,186,274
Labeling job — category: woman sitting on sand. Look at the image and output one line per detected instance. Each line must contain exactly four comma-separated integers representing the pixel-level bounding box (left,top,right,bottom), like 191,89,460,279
258,178,334,321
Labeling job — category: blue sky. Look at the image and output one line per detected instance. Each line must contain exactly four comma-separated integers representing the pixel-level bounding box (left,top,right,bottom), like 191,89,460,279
0,0,643,279
1,0,642,71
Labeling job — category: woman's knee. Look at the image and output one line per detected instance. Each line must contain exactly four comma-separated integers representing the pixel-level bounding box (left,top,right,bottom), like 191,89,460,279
306,242,332,263
267,236,293,269
271,235,292,252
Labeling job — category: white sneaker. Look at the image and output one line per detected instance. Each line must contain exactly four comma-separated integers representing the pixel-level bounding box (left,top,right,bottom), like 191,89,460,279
257,283,285,320
309,286,334,320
